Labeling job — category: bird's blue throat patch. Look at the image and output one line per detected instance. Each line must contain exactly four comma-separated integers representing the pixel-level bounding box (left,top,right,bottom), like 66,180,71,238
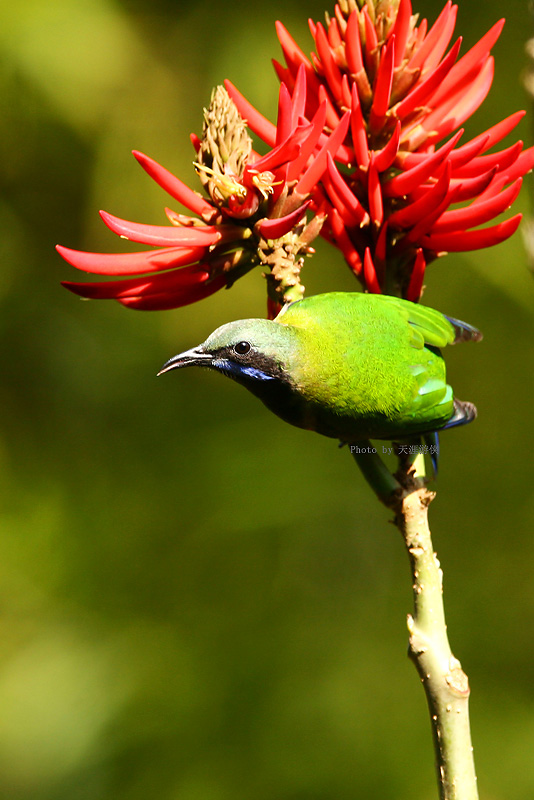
212,358,277,383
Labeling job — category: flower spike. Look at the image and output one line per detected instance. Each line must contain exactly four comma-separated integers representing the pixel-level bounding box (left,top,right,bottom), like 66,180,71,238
216,0,527,297
58,83,338,310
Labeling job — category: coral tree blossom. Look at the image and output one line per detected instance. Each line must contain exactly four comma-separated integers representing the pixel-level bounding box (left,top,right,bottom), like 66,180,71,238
58,0,532,309
58,85,348,311
227,0,533,299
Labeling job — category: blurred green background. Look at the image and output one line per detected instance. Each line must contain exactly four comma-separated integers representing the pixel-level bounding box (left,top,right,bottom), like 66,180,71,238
1,0,533,798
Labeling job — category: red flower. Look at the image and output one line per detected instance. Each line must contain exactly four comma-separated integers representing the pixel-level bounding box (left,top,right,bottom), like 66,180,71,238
228,0,533,299
57,83,348,311
59,1,532,311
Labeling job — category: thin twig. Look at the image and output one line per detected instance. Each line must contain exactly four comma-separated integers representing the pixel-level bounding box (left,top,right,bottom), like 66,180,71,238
350,443,479,800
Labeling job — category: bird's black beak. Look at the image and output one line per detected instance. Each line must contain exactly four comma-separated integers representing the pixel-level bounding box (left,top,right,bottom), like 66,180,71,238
157,347,213,376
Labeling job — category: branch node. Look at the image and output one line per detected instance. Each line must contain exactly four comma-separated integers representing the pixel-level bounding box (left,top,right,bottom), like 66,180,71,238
446,663,471,697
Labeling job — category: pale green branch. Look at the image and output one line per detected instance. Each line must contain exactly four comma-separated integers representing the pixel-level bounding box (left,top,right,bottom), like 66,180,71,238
351,446,479,800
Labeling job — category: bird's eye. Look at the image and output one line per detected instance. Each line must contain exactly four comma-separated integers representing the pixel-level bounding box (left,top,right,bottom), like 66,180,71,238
233,341,251,356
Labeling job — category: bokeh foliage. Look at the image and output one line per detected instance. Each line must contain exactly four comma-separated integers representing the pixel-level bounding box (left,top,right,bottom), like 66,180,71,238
1,0,533,798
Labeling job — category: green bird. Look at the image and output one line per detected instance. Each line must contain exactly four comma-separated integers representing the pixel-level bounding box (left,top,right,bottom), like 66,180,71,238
158,292,481,444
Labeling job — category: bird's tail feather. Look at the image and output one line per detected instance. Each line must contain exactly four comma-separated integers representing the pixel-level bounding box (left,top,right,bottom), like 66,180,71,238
441,398,478,430
423,431,440,475
445,316,483,344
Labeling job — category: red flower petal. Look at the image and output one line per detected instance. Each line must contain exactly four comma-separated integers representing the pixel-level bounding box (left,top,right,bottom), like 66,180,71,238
322,178,363,228
427,57,494,143
395,38,462,122
397,134,488,170
405,248,426,302
315,22,344,105
452,141,523,179
132,151,214,218
275,20,313,73
388,161,452,229
250,127,305,173
275,82,293,144
55,244,205,276
389,0,412,67
295,111,350,196
430,178,522,234
340,74,352,109
286,103,327,181
471,172,509,202
317,84,343,130
118,275,227,311
328,207,363,275
406,110,524,173
420,213,522,251
275,65,308,147
224,80,277,147
384,129,463,197
373,122,401,172
345,9,364,73
258,201,311,239
99,211,222,247
327,17,343,50
362,6,378,60
447,167,498,202
369,35,395,131
395,178,456,247
459,111,525,155
363,247,381,293
375,221,388,266
324,153,369,227
447,134,490,170
63,265,206,299
350,83,370,169
289,64,308,129
409,1,457,72
499,145,534,184
367,158,384,225
431,19,504,109
272,59,291,88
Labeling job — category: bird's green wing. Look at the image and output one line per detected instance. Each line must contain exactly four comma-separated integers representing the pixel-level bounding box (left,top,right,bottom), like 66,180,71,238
377,296,482,349
369,297,457,429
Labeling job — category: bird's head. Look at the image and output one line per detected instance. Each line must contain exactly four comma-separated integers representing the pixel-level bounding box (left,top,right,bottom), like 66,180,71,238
158,318,299,388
